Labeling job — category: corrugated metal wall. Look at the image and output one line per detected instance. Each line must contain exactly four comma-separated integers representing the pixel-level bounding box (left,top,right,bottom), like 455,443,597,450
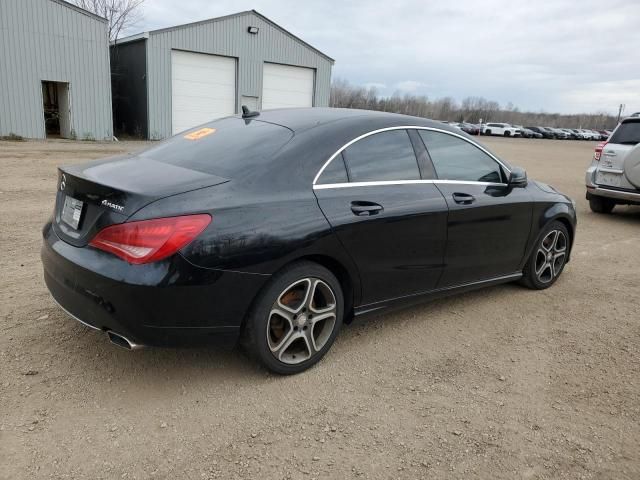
145,11,333,139
0,0,112,139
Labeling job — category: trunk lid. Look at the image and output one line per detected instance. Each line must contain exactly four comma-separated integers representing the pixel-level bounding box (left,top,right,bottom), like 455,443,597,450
53,154,228,247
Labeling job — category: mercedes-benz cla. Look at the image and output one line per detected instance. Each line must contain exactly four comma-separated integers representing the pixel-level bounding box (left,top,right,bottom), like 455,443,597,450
42,108,576,374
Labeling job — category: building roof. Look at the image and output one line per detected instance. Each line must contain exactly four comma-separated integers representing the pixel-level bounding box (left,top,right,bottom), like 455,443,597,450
50,0,108,23
113,10,334,63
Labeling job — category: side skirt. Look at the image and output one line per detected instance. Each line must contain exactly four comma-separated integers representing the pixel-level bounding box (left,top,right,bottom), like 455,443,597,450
353,272,523,319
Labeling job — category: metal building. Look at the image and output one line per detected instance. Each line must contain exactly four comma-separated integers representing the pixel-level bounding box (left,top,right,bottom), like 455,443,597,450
110,10,334,139
0,0,113,140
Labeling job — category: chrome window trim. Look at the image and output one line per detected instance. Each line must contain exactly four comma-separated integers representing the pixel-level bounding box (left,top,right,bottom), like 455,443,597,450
312,125,511,186
313,179,508,190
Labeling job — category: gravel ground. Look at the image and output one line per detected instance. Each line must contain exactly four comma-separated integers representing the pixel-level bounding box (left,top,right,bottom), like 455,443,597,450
0,137,639,479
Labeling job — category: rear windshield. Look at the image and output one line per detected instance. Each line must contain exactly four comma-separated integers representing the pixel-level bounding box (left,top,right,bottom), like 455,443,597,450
139,117,293,177
609,120,640,145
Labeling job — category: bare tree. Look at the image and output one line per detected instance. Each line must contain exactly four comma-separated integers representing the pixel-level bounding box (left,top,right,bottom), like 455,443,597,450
330,78,618,129
71,0,145,41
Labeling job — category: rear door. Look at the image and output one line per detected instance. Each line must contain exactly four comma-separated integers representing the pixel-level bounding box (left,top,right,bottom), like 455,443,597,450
313,129,448,305
417,129,533,286
596,119,640,190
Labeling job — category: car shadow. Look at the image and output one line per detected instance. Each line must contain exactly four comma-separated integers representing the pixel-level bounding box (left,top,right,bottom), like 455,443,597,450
609,205,640,222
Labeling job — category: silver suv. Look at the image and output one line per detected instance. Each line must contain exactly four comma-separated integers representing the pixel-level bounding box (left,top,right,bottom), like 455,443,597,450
585,114,640,213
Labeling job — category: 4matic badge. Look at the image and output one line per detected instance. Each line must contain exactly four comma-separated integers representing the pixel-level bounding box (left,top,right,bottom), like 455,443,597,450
101,199,125,212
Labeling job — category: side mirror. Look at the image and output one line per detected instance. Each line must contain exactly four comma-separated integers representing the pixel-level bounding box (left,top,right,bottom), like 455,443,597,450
508,166,527,187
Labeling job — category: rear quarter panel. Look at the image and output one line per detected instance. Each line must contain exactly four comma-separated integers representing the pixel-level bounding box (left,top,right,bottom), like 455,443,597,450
130,182,363,302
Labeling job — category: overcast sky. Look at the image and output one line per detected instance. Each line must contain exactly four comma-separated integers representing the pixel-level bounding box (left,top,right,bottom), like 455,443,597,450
135,0,640,115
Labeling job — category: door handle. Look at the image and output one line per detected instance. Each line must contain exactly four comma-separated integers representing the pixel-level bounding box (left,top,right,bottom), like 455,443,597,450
452,192,476,205
350,201,383,216
603,151,616,156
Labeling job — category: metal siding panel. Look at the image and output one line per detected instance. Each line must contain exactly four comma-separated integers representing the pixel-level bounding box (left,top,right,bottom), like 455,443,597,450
143,11,332,138
0,0,112,139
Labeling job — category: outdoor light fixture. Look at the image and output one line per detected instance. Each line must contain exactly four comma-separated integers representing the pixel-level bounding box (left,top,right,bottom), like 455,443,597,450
247,26,259,34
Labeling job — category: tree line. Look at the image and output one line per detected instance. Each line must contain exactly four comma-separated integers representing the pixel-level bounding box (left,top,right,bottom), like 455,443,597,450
329,78,618,129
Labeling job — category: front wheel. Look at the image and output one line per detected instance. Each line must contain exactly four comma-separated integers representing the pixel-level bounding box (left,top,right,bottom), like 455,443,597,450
520,221,570,290
504,131,511,137
242,261,344,374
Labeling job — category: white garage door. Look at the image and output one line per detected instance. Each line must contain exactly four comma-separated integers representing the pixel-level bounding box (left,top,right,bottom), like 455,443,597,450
171,50,236,134
262,63,314,110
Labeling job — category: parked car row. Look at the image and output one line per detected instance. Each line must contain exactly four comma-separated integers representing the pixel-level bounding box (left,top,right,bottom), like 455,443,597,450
482,123,611,140
441,121,611,140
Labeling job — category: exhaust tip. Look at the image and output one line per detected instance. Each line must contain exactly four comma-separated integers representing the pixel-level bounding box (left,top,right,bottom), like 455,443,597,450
106,331,141,350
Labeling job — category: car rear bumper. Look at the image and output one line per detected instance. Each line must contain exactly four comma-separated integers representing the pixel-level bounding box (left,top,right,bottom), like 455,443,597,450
41,221,270,348
586,186,640,203
585,166,640,204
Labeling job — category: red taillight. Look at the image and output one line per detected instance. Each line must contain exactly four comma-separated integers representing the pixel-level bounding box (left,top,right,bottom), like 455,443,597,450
89,214,211,264
594,142,606,161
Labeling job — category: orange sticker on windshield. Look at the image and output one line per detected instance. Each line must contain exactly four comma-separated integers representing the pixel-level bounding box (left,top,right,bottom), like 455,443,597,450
184,128,216,140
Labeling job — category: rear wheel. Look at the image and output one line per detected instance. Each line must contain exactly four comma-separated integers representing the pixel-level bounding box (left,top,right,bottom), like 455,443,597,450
242,261,343,375
521,221,570,290
589,196,615,214
485,129,492,136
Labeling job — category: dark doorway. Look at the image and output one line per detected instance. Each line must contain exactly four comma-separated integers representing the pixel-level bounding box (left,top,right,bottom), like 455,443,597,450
42,81,71,138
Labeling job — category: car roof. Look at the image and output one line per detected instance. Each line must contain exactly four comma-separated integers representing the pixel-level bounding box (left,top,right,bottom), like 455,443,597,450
228,107,493,186
242,107,456,134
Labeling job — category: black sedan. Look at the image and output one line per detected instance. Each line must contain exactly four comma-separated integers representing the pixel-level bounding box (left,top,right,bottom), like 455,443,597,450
455,122,480,135
42,108,576,374
526,126,555,139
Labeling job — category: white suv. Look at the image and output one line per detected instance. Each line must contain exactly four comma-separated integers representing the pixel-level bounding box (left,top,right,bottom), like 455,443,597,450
482,123,520,137
585,115,640,213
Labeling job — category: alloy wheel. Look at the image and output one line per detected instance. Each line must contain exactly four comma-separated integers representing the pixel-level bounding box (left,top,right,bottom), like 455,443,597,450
534,230,567,283
266,278,337,365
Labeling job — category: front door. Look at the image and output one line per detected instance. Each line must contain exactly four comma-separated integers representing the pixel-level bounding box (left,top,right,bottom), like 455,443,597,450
417,129,533,286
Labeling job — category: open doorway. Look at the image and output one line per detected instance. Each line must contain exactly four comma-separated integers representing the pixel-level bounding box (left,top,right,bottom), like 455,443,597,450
42,81,71,138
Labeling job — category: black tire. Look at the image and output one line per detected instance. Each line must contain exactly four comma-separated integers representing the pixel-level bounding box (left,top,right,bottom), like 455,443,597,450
520,221,570,290
241,261,344,375
504,131,511,137
589,196,615,214
485,129,492,136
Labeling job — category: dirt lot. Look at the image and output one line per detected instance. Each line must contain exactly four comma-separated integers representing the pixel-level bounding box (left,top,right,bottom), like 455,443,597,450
1,137,639,479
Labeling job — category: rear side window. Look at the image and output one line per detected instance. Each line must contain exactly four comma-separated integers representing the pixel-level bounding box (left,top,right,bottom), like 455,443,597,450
342,130,420,182
139,117,293,178
419,130,505,183
609,120,640,145
317,153,348,184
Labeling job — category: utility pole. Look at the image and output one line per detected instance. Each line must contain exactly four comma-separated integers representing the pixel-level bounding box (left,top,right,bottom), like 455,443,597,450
617,104,625,123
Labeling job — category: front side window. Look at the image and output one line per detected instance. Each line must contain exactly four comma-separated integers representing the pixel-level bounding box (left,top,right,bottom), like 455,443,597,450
419,130,504,183
342,130,420,182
